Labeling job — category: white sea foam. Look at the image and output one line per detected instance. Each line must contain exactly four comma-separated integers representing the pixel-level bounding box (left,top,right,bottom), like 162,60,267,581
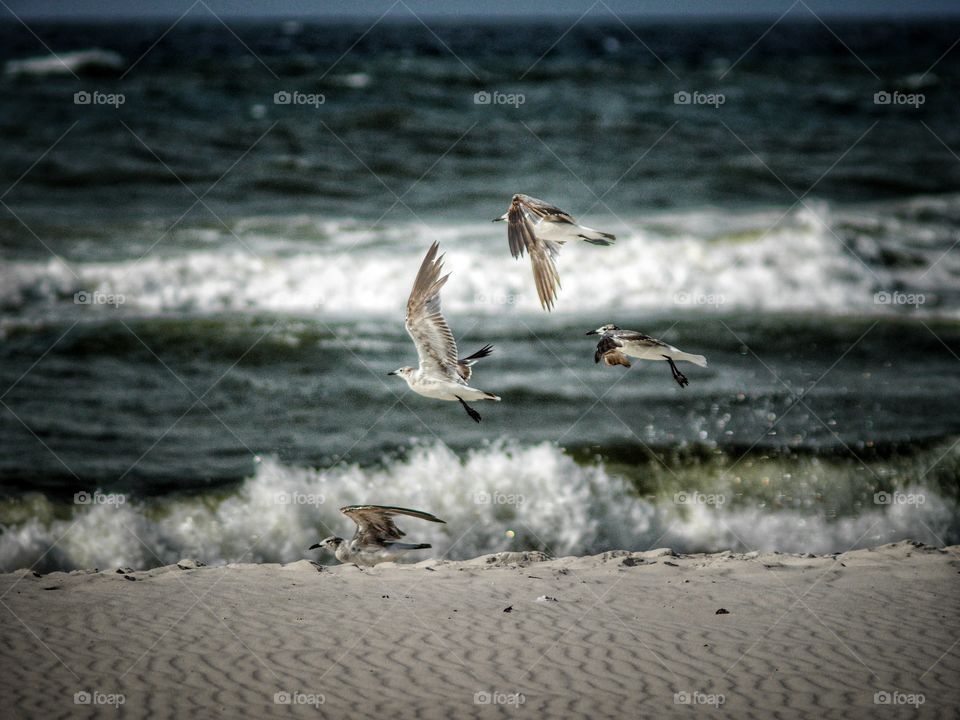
665,486,954,555
4,203,945,320
4,48,125,77
0,443,952,572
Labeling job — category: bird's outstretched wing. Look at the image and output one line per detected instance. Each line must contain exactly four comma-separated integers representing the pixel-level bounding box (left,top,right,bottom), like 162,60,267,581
508,197,563,311
341,505,446,545
405,242,460,381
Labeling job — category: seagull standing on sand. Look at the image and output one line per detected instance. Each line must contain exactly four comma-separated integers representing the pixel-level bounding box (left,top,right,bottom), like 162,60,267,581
309,505,446,566
587,324,707,388
494,194,615,311
388,242,501,423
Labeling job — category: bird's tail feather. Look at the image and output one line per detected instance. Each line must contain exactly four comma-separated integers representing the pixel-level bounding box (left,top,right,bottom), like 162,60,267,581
484,392,501,402
457,345,494,382
388,542,431,550
676,352,708,367
460,344,493,365
577,225,616,245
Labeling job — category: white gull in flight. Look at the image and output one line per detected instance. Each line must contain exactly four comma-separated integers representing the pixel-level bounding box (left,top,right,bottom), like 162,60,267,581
388,241,500,422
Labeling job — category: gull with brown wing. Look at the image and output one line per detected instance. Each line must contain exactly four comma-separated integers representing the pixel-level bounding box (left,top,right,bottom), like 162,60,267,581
587,324,707,388
388,241,500,423
309,505,446,566
494,194,615,311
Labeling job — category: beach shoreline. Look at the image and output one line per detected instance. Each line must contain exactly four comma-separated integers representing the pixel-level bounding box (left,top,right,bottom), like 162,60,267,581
1,540,957,718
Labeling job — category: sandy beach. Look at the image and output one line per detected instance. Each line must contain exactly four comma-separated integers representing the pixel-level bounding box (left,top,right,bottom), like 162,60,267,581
0,540,957,719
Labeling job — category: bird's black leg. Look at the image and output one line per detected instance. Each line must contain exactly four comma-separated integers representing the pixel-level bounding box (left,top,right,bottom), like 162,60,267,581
456,396,482,423
664,356,689,388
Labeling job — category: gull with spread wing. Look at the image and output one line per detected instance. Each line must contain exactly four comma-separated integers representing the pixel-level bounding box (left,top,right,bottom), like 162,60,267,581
587,324,707,388
388,241,500,423
494,194,615,311
309,505,446,566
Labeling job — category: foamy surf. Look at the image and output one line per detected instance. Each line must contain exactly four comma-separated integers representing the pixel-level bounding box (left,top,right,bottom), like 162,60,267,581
0,203,935,320
4,48,125,77
0,442,952,572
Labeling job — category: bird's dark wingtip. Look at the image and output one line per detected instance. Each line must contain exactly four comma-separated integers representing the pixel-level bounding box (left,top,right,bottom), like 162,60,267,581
578,233,616,246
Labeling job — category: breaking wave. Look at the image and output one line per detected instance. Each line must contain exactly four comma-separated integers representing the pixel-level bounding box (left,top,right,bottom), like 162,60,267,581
3,200,954,321
1,441,953,572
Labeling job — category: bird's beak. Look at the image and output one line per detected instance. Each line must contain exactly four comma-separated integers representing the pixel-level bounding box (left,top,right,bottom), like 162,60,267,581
308,543,321,550
585,330,598,336
492,217,502,222
386,370,396,376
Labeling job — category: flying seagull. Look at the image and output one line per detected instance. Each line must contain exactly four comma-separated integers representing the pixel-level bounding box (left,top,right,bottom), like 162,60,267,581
309,505,446,566
587,324,707,388
494,194,615,311
388,241,500,423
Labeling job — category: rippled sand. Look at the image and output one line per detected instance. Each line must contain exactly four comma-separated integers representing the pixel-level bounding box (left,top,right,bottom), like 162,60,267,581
1,540,957,718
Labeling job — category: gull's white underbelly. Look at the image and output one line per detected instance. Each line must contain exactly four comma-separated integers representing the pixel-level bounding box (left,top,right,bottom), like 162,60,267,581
409,376,494,401
622,341,679,361
534,219,576,242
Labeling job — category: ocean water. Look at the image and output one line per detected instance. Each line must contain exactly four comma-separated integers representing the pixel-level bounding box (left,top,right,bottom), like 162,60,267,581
1,17,959,570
